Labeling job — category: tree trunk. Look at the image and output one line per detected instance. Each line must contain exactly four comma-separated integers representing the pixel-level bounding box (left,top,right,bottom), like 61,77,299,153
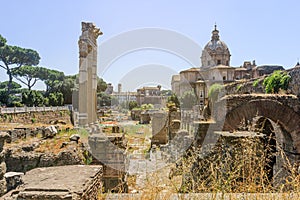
7,69,13,95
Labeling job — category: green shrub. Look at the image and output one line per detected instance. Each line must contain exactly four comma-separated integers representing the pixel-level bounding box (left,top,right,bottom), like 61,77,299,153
31,118,36,123
236,84,242,91
208,84,224,102
253,79,259,87
263,70,291,94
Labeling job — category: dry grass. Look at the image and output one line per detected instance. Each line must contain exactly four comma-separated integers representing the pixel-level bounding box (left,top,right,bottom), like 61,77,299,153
173,136,300,194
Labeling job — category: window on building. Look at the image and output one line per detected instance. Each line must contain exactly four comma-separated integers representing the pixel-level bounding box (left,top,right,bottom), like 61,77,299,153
213,76,215,80
208,61,210,66
226,61,229,66
217,60,221,65
223,76,226,80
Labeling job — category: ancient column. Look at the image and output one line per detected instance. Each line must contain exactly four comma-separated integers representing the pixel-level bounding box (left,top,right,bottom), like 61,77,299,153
78,22,102,126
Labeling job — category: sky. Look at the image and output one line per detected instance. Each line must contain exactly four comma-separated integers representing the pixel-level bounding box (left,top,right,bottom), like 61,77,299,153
0,0,300,91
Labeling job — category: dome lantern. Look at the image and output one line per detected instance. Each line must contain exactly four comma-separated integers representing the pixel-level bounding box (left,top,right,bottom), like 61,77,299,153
201,25,231,68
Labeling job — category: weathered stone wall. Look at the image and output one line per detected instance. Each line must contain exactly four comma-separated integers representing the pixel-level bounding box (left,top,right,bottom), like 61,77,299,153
288,67,300,97
224,67,300,97
0,110,71,125
193,121,221,147
0,132,9,196
217,94,300,116
3,141,83,173
225,78,265,95
215,94,300,156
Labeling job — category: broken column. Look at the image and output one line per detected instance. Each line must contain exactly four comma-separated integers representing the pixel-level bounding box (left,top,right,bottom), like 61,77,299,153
78,22,102,126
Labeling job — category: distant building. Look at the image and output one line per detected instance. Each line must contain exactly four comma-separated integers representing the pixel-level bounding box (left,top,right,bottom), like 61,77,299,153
172,25,235,105
234,61,256,80
171,25,286,106
136,86,165,106
111,91,137,104
117,83,122,93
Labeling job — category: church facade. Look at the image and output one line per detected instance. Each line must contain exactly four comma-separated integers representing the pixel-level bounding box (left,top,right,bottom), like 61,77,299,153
171,25,283,106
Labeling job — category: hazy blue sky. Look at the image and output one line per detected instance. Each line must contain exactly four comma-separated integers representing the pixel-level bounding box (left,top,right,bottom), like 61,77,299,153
0,0,299,90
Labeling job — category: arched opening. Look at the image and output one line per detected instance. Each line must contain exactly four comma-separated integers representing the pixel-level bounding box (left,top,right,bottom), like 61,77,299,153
221,99,300,154
255,117,276,182
220,98,300,185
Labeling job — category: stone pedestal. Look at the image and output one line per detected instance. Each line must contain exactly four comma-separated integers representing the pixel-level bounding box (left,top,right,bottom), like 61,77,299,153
151,112,168,145
88,134,127,192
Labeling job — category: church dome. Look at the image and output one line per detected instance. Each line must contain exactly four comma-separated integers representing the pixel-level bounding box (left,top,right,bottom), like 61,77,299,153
205,39,229,51
201,25,231,68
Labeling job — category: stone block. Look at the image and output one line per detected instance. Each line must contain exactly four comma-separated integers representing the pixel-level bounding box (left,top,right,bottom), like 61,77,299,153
5,165,103,200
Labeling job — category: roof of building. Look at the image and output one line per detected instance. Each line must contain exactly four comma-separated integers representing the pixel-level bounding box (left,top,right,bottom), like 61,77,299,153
235,67,248,71
111,92,137,95
137,86,160,91
196,80,205,84
180,67,200,73
210,65,235,70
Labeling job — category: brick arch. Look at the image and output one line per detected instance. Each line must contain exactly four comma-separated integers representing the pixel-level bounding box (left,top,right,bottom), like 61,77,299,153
223,99,300,153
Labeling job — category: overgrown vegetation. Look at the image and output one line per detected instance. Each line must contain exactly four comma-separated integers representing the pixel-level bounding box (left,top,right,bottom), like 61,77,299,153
236,84,242,92
171,135,300,194
263,70,291,94
208,83,224,102
253,79,259,87
167,93,180,109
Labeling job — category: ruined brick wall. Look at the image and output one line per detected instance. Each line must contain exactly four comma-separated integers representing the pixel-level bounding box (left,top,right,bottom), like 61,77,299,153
0,110,71,124
224,78,265,95
224,68,300,97
218,94,300,116
81,168,103,200
288,67,300,97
